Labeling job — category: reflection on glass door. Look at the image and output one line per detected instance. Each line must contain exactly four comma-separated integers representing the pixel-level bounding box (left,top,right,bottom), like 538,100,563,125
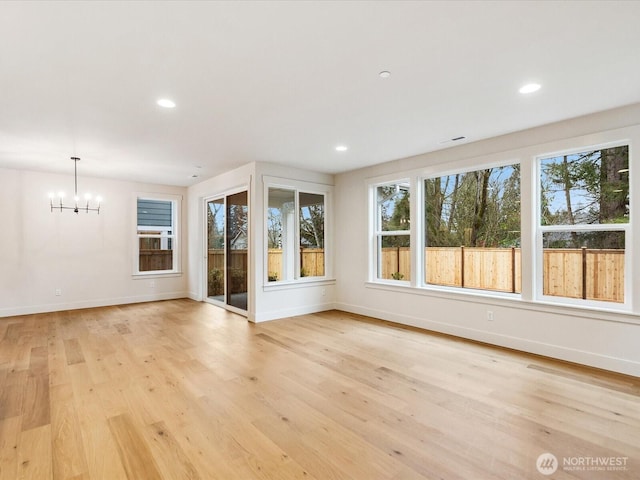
206,198,225,303
206,191,248,313
226,191,248,310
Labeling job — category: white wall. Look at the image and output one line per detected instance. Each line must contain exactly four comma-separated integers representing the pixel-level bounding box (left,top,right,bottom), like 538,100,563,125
186,162,336,322
334,103,640,377
0,168,188,316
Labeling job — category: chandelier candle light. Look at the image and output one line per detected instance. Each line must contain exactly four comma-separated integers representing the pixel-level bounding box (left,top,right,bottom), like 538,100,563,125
49,157,102,214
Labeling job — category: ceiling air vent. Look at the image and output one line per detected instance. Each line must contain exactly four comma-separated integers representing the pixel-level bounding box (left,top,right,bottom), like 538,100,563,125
438,135,466,145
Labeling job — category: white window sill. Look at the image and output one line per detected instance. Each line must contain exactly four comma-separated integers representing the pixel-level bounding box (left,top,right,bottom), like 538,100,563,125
263,278,336,291
132,271,183,279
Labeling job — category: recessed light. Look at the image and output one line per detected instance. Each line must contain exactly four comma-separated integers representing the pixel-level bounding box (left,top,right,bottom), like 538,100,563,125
335,145,348,152
379,71,391,79
157,98,176,108
519,83,541,94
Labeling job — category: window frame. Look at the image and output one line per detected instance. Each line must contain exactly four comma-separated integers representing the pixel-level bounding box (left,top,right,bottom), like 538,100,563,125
534,141,631,310
417,162,523,296
370,178,412,285
133,193,182,277
263,177,331,286
366,131,638,319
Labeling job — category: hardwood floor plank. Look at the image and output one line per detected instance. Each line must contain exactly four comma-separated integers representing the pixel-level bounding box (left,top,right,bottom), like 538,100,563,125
27,347,48,378
51,385,88,480
113,323,131,335
63,339,85,366
74,392,128,480
17,424,52,480
48,340,72,388
196,395,318,480
0,382,24,421
67,363,95,400
107,413,163,480
21,374,50,432
3,323,23,342
143,421,201,480
0,416,21,480
252,413,354,480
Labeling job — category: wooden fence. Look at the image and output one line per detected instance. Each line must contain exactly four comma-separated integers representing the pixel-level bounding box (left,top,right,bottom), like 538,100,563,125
267,248,325,279
166,245,623,303
543,248,624,303
207,249,248,295
139,250,173,272
206,248,325,286
379,246,623,303
423,247,521,293
379,246,411,280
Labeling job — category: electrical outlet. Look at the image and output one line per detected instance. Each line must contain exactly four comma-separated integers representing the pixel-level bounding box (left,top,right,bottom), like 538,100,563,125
321,288,326,296
55,288,62,296
487,310,494,321
150,280,156,289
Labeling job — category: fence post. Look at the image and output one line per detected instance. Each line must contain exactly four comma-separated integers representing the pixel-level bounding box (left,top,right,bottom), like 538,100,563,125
511,247,516,293
460,246,465,288
582,246,587,300
397,246,400,276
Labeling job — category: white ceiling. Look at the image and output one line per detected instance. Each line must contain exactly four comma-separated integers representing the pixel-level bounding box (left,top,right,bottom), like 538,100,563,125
2,1,640,187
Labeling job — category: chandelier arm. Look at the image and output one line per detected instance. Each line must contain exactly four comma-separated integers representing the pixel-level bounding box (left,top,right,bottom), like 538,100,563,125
49,156,101,214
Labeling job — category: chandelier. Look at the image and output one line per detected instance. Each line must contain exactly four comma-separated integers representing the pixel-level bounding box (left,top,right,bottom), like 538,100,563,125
49,157,102,214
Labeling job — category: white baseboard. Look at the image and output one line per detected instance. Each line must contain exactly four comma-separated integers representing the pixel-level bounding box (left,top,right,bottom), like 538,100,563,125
0,292,189,318
188,291,202,301
334,302,640,377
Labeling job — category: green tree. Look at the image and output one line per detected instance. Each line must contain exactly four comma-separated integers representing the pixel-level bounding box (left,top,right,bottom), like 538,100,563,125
378,185,410,247
300,204,324,248
207,201,224,249
539,146,629,248
267,208,282,249
425,165,521,248
227,203,248,249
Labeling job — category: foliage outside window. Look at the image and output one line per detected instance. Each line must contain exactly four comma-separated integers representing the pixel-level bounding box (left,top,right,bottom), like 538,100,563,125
206,198,225,297
267,188,325,282
375,182,410,281
539,145,629,304
136,197,179,274
424,165,521,293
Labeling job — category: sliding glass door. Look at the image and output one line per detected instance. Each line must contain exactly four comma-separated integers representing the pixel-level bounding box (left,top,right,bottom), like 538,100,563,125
206,191,248,314
226,191,248,310
206,198,225,303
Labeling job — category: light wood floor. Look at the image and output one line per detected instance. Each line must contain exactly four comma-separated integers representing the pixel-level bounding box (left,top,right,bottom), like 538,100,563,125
1,299,638,480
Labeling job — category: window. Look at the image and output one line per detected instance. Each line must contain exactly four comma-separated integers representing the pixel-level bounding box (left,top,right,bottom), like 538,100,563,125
267,187,325,282
423,165,521,293
538,145,629,304
135,195,180,274
374,182,411,281
299,192,325,278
